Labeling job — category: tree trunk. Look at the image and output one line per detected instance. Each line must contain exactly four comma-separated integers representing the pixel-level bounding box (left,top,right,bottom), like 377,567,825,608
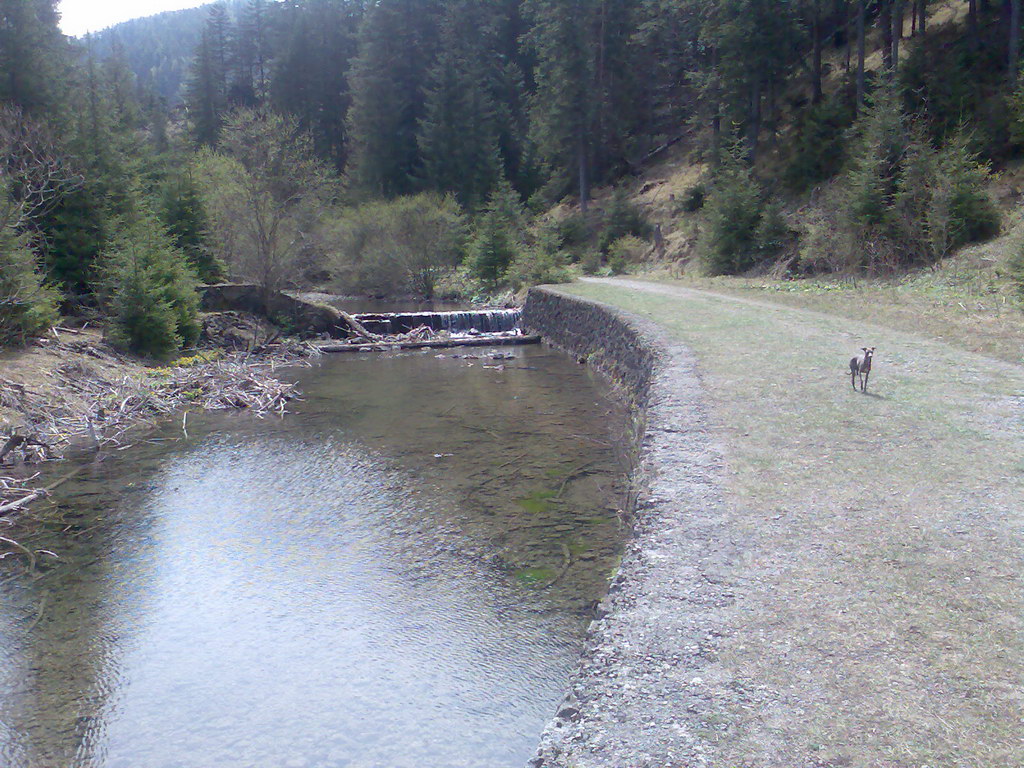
710,47,722,168
892,0,903,71
968,0,978,48
812,0,823,103
577,136,589,214
856,0,867,112
1011,0,1022,83
919,0,927,35
845,0,853,72
748,78,761,163
882,0,893,70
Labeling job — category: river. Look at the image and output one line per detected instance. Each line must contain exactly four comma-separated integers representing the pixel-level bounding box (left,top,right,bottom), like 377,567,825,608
0,344,628,768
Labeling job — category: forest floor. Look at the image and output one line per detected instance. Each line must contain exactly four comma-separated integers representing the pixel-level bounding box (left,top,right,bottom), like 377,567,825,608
561,276,1024,767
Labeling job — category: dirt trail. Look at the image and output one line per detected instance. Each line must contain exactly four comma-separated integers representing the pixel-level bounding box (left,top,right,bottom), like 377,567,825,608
557,277,1024,768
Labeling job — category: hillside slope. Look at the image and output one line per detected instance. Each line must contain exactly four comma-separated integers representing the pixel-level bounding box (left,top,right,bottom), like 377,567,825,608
89,0,245,103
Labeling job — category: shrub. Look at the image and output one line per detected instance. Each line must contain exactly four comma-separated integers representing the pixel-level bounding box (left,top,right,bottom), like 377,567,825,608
504,247,571,290
579,250,602,275
0,229,58,345
97,206,200,358
606,234,648,264
606,253,628,275
1007,242,1024,299
194,110,334,296
700,138,782,275
331,192,467,298
680,183,706,212
598,186,651,253
554,212,589,248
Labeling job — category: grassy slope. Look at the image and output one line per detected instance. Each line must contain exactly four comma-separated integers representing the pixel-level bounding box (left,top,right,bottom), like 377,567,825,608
564,276,1023,766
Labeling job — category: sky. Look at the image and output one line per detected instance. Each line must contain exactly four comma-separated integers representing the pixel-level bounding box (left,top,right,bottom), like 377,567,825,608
59,0,208,38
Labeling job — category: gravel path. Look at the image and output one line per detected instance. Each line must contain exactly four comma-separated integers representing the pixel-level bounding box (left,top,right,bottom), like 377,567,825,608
532,278,1024,768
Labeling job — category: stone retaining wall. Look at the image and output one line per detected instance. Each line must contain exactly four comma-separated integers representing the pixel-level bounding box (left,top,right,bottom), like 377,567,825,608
522,287,657,408
521,286,735,768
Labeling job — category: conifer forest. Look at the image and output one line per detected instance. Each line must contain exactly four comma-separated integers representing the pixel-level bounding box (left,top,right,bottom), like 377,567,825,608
1,0,1023,356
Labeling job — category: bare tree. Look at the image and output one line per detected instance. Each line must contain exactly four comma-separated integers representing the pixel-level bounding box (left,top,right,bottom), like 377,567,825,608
195,109,334,300
0,105,81,232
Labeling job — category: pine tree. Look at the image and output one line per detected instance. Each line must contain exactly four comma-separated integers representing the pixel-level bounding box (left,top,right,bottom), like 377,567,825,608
417,0,505,210
185,4,231,146
97,203,201,358
700,0,803,162
524,0,639,209
160,170,221,283
0,0,68,116
468,176,526,285
346,0,443,197
270,0,362,170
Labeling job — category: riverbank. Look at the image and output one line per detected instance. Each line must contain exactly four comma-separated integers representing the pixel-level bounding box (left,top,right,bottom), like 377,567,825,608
0,316,315,514
524,279,1024,767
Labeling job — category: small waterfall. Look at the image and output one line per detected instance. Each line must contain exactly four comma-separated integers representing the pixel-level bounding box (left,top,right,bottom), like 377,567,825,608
353,308,522,336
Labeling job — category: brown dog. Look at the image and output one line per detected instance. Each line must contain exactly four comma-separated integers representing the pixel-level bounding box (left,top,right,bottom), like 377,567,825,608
849,347,875,392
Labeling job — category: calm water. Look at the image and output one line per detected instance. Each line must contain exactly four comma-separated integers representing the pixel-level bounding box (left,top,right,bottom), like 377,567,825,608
0,345,628,768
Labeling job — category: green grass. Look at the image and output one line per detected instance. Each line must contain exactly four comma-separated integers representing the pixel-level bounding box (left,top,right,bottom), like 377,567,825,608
558,277,1024,766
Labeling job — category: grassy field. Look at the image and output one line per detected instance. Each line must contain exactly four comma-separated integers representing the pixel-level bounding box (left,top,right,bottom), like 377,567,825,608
563,277,1024,767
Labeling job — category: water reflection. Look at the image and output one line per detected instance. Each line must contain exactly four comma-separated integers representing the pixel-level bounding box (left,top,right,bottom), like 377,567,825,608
0,345,627,768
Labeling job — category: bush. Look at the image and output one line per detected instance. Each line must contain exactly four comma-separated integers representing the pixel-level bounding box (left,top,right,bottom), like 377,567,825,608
331,192,467,298
598,186,651,253
680,183,706,212
554,212,589,248
98,206,200,358
700,138,782,275
1007,243,1024,299
578,250,602,275
194,110,334,296
606,234,648,264
0,229,58,345
504,247,571,290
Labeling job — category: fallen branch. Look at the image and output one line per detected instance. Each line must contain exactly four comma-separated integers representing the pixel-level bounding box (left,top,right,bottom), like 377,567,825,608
0,490,46,514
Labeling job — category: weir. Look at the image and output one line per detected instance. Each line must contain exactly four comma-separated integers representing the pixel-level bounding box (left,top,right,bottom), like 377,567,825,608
352,308,522,336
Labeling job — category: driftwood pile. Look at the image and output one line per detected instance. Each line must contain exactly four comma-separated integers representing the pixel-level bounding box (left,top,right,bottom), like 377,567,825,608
0,337,318,468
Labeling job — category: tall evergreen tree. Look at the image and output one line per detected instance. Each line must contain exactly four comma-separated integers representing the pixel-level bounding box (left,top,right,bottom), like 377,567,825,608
185,4,231,146
0,0,68,116
699,0,803,162
525,0,639,210
417,0,506,209
345,0,442,197
271,0,363,170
